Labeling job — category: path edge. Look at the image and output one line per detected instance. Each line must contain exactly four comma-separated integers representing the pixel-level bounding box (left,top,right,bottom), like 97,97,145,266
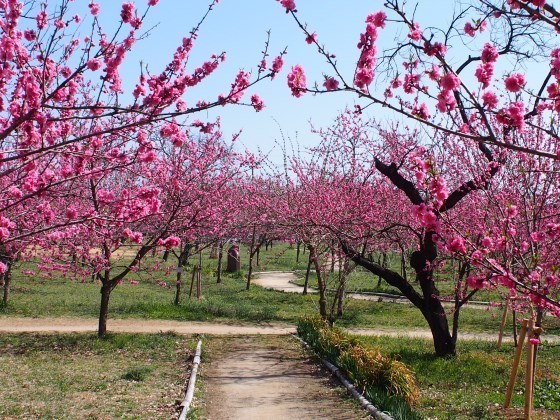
178,339,202,420
293,334,394,420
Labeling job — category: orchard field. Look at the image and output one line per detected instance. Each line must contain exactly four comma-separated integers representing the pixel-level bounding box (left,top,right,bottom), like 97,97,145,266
2,0,560,419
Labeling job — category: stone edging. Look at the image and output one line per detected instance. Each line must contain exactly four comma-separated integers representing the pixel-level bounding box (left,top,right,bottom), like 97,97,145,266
293,334,394,420
178,339,202,420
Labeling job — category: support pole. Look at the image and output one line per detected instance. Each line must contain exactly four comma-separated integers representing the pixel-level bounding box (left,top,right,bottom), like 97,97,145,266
497,299,509,350
505,319,528,408
524,319,536,420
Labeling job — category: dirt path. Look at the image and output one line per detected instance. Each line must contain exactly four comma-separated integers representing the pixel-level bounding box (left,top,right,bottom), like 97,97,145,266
0,317,295,335
201,335,367,419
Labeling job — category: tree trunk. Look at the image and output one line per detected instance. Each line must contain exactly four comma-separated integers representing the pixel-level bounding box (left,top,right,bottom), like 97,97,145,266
303,252,312,295
309,246,328,320
296,241,301,263
256,247,260,266
98,283,112,337
1,260,13,306
423,306,456,356
174,271,182,305
216,241,224,283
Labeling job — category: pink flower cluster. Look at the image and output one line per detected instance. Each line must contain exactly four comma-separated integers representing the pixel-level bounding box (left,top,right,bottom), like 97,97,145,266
504,73,526,93
158,236,180,249
354,11,385,90
250,94,264,112
464,20,487,37
547,48,560,112
475,43,498,89
278,0,296,12
437,72,461,112
287,65,306,97
496,101,526,131
160,121,187,147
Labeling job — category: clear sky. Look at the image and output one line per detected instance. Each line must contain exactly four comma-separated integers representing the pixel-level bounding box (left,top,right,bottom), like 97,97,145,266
88,1,458,163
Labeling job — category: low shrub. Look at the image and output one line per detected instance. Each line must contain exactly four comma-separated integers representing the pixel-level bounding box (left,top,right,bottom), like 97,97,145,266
297,315,420,419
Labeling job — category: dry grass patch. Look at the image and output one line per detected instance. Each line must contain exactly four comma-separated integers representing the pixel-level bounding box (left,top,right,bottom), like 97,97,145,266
0,332,195,419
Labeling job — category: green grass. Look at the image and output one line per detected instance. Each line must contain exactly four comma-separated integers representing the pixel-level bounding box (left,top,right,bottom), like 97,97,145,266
0,332,194,418
2,242,559,336
354,335,560,419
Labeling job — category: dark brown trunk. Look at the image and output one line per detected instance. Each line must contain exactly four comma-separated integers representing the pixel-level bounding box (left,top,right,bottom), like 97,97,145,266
98,283,112,337
1,260,13,306
303,252,312,295
256,247,260,266
309,246,327,319
174,271,182,305
216,241,224,283
296,241,301,263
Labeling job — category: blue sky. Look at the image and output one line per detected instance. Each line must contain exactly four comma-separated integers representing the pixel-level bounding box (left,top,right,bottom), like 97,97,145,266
86,1,464,163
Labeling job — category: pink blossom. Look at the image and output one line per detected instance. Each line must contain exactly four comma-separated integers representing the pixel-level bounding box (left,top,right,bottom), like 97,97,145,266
36,10,48,29
89,2,100,16
506,204,518,218
66,207,78,220
87,58,101,71
158,236,180,249
305,32,317,44
408,23,422,41
250,94,265,112
366,11,386,28
481,43,499,64
0,262,6,274
448,237,467,254
323,77,339,91
129,280,139,285
504,73,526,92
440,72,461,91
278,0,296,12
464,22,476,37
412,103,429,120
148,0,159,5
24,30,36,41
475,62,494,88
467,275,487,289
424,41,447,57
121,2,135,24
271,55,284,79
482,90,498,109
287,65,306,97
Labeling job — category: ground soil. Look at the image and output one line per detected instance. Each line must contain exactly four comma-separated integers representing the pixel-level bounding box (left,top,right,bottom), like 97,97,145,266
199,335,369,419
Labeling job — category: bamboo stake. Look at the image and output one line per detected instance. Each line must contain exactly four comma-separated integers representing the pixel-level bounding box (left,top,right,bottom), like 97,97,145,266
505,319,529,408
178,340,203,420
497,299,509,350
524,319,536,420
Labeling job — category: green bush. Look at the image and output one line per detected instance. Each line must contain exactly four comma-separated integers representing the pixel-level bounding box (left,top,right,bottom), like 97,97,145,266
297,315,421,419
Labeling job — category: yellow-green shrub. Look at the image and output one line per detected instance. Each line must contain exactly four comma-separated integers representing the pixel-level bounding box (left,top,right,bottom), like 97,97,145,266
297,315,419,406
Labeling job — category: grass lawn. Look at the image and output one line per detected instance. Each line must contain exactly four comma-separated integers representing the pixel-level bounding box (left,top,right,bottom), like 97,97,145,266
354,335,560,419
0,332,194,419
2,242,560,337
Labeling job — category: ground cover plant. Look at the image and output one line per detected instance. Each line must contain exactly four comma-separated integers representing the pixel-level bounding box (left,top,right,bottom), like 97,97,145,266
297,315,421,420
0,332,194,419
353,335,560,419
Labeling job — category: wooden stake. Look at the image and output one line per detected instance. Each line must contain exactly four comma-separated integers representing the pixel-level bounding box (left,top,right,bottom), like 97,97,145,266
505,319,529,408
524,319,536,420
189,265,197,298
196,266,202,300
497,299,509,350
